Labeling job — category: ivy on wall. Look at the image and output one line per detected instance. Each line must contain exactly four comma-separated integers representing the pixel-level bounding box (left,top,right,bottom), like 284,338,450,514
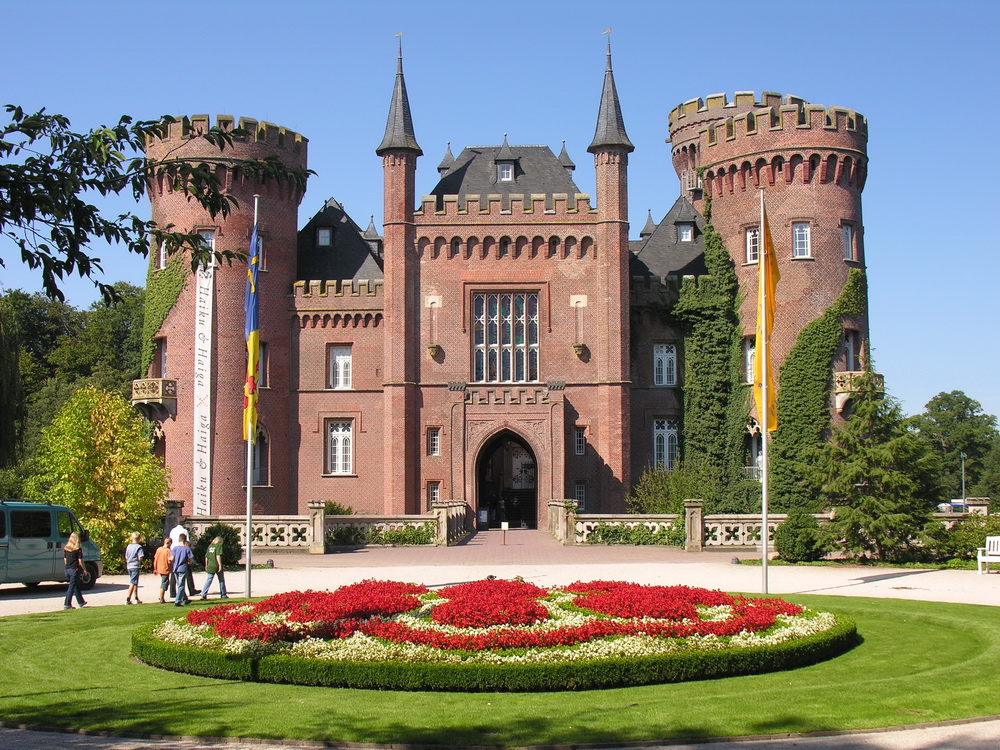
140,249,191,375
769,269,868,510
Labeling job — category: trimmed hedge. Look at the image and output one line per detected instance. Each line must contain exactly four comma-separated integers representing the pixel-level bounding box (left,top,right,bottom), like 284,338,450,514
132,615,858,693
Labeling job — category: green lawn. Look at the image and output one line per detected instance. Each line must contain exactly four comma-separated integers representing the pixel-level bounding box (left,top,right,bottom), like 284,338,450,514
1,594,998,746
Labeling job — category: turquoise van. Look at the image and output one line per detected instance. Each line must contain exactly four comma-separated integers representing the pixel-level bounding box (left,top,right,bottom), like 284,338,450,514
0,501,103,589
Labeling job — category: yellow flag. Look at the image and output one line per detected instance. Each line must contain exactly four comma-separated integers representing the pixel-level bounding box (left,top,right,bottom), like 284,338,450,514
753,199,780,431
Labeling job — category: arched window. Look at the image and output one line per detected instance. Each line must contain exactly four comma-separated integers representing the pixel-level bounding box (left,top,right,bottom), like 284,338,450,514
653,344,677,386
653,419,679,470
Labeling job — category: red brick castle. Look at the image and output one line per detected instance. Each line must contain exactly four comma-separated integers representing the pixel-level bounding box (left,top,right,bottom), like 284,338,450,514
136,48,870,528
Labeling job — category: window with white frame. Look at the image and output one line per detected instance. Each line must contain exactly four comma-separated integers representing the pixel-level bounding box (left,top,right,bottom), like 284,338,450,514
678,223,694,242
248,425,269,486
497,163,513,182
574,481,587,510
198,230,215,266
653,344,677,387
574,428,586,456
745,226,759,264
844,329,860,371
743,338,756,384
328,346,352,390
326,420,353,475
428,427,441,456
427,481,441,508
653,419,679,470
317,227,333,246
157,239,168,270
255,235,266,271
473,292,539,382
792,222,811,258
842,224,855,261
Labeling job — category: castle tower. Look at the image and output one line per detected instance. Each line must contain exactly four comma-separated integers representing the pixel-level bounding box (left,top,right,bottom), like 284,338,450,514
668,93,870,418
588,43,633,503
144,115,307,515
377,47,422,514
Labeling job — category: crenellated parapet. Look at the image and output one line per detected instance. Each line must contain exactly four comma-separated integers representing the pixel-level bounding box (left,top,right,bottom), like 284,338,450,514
416,192,595,219
145,114,308,203
668,93,867,192
292,278,384,300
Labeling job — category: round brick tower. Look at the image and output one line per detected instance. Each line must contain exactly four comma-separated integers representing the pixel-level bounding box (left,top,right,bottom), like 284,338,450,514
668,92,870,416
145,115,307,516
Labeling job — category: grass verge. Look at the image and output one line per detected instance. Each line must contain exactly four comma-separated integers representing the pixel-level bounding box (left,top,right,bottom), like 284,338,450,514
1,595,998,746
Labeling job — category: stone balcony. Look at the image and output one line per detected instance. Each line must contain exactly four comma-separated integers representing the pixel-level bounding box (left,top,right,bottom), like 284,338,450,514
833,370,884,412
131,378,177,420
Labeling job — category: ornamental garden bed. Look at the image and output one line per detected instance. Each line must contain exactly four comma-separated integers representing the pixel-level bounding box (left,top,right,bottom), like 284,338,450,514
133,578,857,692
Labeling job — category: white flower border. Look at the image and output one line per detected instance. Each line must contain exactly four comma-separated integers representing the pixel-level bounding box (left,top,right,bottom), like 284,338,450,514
153,589,838,666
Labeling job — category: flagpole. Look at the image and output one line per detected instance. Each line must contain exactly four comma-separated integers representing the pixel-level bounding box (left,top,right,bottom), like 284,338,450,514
245,195,259,600
759,188,770,595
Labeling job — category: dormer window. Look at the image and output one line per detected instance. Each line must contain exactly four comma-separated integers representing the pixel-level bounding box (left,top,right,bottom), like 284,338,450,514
678,223,694,242
317,227,332,246
497,163,513,182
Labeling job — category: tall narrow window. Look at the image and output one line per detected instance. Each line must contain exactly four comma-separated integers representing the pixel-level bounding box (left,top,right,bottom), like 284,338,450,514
473,292,539,383
317,227,332,246
574,428,586,456
844,330,860,371
745,227,759,263
258,342,269,388
326,420,353,475
428,428,441,456
653,344,677,387
328,346,352,390
154,339,167,378
157,240,168,270
653,419,679,470
255,235,266,271
248,425,269,486
450,238,461,257
792,222,811,258
574,481,587,511
427,481,441,508
842,224,855,261
499,238,510,257
743,338,756,384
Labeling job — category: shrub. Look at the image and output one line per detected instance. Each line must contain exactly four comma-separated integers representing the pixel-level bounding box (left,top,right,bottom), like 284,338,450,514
774,511,831,563
587,519,684,546
190,523,244,570
325,525,367,548
325,500,354,515
626,461,718,515
368,523,434,545
939,514,1000,560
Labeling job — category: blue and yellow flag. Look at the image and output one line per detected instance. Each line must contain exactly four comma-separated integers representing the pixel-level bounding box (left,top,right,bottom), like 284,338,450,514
243,223,260,443
753,199,780,431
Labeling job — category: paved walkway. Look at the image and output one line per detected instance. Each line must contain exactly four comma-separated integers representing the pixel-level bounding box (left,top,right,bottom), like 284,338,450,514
2,529,999,749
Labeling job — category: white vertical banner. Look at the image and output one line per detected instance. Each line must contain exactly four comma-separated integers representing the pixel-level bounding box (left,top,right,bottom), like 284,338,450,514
193,251,215,517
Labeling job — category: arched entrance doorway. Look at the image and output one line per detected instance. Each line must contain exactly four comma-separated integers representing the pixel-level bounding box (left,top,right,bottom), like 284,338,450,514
476,430,537,529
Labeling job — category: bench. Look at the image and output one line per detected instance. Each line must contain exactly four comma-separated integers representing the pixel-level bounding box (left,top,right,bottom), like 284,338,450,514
977,536,1000,574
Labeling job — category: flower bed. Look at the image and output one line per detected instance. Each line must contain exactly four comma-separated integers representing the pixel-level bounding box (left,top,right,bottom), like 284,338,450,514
133,579,858,692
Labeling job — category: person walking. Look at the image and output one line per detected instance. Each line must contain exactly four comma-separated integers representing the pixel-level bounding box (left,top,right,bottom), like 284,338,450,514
152,537,173,603
201,535,229,600
124,532,144,604
171,533,195,606
62,531,87,610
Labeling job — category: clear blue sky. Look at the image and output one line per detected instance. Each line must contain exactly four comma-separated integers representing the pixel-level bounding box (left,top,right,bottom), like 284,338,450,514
3,0,998,420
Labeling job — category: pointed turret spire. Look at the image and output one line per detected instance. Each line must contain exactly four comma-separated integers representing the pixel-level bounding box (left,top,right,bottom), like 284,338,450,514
437,141,455,174
496,133,515,161
363,215,380,239
588,39,634,153
376,40,422,156
640,209,656,238
557,140,576,173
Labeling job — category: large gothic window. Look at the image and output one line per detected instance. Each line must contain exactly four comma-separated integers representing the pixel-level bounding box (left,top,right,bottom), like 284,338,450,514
653,419,679,470
326,420,353,475
653,344,677,387
473,292,539,383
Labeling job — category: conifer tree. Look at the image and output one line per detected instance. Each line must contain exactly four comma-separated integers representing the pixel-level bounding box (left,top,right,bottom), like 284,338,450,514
810,370,942,562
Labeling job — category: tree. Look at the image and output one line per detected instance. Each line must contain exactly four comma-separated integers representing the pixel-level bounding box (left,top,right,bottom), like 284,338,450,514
909,391,998,501
0,297,25,468
807,370,943,562
24,385,169,558
0,106,311,303
971,434,1000,500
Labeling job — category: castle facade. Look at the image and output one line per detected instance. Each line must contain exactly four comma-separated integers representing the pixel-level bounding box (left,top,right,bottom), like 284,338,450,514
136,49,869,527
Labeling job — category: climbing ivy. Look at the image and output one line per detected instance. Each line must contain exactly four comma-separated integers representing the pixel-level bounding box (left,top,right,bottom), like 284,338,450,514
140,249,191,374
769,269,868,510
670,221,749,512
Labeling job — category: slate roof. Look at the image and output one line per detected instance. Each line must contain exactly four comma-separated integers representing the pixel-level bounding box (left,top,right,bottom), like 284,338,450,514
376,48,422,155
630,195,708,280
297,198,383,283
588,45,634,153
430,144,581,200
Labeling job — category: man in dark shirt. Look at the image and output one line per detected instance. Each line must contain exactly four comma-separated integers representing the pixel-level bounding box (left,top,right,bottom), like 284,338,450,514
171,534,195,606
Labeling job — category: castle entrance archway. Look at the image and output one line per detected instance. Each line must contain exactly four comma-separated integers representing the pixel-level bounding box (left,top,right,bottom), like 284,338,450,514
476,430,537,529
